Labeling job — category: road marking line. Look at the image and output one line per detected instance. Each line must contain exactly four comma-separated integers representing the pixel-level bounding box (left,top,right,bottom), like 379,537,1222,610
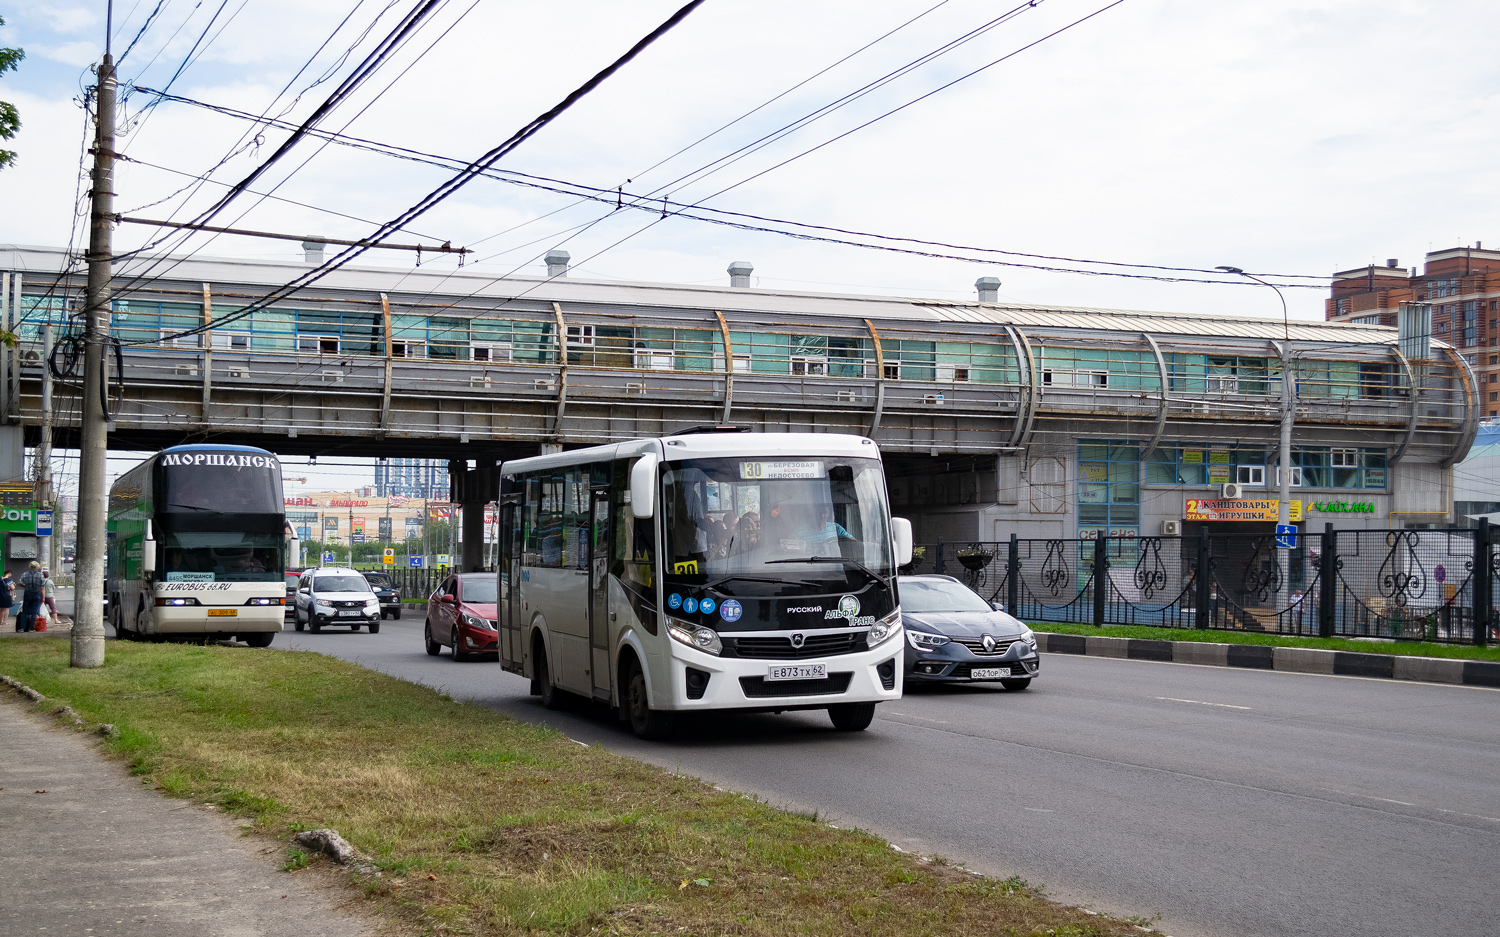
1023,807,1055,813
1318,787,1500,823
1156,697,1252,710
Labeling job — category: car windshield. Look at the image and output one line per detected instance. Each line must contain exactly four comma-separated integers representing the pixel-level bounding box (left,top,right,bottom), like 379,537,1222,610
363,574,392,588
459,577,497,603
315,575,371,593
663,456,892,586
900,579,992,613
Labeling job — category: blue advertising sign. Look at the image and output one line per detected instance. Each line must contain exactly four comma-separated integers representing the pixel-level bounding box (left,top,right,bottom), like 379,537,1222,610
1275,524,1298,549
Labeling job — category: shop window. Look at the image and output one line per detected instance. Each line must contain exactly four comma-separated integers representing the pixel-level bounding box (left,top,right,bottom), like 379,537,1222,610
1330,448,1358,468
1236,464,1265,486
936,364,970,382
391,339,426,358
212,331,251,351
566,324,594,347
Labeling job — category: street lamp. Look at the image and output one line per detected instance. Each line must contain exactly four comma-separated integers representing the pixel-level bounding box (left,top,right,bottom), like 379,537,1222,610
1218,265,1295,603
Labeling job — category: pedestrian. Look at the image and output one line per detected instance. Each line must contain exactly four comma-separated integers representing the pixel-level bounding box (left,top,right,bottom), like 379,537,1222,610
0,570,12,632
17,561,44,633
41,569,58,625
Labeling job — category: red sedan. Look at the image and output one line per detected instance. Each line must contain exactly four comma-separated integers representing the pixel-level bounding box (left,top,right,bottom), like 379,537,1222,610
423,573,498,661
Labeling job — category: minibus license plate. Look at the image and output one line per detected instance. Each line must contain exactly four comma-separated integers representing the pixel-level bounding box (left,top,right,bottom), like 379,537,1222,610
207,609,237,617
766,663,826,681
971,667,1007,679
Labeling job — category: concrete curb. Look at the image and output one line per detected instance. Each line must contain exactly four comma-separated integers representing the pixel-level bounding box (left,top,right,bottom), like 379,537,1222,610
1036,633,1500,688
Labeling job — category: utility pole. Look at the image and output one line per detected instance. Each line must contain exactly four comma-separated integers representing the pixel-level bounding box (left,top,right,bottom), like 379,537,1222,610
36,323,54,573
72,51,114,668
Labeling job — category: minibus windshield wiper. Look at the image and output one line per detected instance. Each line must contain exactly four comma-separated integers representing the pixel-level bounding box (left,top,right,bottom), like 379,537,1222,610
702,574,787,591
764,556,890,591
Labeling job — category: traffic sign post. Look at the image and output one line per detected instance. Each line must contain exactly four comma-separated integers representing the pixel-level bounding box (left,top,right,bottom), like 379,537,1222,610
409,556,423,568
1275,524,1298,550
382,548,395,566
322,551,335,564
34,509,53,537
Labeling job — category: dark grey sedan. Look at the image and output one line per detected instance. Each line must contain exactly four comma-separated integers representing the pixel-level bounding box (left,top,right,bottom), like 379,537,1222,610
899,575,1039,690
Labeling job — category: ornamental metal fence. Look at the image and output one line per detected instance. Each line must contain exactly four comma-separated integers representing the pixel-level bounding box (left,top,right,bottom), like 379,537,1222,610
907,519,1500,645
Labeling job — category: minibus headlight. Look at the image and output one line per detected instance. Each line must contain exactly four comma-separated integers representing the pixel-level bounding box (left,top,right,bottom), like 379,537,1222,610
866,609,902,649
668,618,722,656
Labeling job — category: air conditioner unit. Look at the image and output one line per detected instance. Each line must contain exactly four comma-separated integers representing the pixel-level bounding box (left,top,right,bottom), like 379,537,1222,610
1220,483,1243,499
18,348,42,368
1161,519,1182,536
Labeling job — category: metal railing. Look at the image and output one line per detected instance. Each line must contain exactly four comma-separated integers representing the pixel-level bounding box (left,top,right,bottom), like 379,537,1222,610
908,519,1500,645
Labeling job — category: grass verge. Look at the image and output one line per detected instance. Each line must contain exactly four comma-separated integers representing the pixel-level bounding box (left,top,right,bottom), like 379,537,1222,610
1034,623,1500,661
0,637,1156,937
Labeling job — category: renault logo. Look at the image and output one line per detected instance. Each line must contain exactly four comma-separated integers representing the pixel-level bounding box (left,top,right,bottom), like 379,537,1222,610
982,634,996,653
790,633,805,648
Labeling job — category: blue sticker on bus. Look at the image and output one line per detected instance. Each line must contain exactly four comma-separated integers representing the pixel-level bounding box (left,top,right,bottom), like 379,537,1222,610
668,593,683,610
700,598,716,614
719,599,742,623
683,597,699,613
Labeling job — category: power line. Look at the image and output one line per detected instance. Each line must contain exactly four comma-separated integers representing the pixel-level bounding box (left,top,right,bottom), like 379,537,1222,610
110,0,454,294
125,0,709,347
134,88,1330,288
116,0,172,66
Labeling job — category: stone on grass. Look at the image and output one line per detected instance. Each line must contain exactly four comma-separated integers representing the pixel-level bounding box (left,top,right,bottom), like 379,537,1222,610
293,828,357,864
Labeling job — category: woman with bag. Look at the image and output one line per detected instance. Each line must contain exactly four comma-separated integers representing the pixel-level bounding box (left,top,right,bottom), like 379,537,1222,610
17,561,44,633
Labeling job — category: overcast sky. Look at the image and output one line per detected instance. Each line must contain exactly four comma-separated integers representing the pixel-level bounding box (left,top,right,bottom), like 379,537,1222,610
5,0,1499,494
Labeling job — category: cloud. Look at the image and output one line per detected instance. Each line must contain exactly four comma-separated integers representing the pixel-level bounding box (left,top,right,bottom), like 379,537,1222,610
32,41,98,68
40,8,98,35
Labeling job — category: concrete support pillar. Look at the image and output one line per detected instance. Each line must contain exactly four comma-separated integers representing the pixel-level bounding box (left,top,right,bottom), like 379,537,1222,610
449,458,500,573
460,500,485,572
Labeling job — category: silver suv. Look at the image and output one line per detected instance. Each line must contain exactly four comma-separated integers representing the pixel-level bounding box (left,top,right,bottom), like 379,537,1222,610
293,567,382,633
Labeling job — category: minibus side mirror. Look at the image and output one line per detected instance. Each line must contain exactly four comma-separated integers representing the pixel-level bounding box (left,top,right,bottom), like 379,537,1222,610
287,538,300,568
630,454,658,519
891,517,913,567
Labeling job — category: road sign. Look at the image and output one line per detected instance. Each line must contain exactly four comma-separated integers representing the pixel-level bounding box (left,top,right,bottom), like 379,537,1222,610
1435,564,1446,583
437,553,450,567
1275,524,1298,549
34,508,52,537
383,548,395,565
409,556,423,568
322,551,336,563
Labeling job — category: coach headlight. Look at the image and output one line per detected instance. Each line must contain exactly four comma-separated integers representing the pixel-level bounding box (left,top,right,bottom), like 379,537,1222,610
865,608,902,649
668,618,722,656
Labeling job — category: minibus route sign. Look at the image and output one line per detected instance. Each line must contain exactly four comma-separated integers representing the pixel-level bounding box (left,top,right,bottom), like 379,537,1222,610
740,460,824,480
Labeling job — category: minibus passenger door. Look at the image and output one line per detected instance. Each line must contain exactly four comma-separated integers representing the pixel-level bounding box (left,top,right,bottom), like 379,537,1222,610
588,488,612,700
498,498,522,673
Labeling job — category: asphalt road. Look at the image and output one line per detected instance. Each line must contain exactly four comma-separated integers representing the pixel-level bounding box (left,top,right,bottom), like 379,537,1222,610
273,618,1496,937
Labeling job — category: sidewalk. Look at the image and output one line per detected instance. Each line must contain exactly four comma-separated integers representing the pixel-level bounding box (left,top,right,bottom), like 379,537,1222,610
0,693,382,937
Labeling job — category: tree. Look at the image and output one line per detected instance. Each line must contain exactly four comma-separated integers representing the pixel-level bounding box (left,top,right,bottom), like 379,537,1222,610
0,16,23,170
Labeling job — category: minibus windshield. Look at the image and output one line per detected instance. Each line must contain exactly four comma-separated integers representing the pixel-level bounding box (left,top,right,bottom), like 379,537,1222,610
663,457,892,589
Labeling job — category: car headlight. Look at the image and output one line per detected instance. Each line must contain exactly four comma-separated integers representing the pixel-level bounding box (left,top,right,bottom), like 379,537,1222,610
906,630,950,651
667,617,722,656
1019,627,1037,647
463,612,495,631
865,608,902,649
365,599,380,610
313,602,333,614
